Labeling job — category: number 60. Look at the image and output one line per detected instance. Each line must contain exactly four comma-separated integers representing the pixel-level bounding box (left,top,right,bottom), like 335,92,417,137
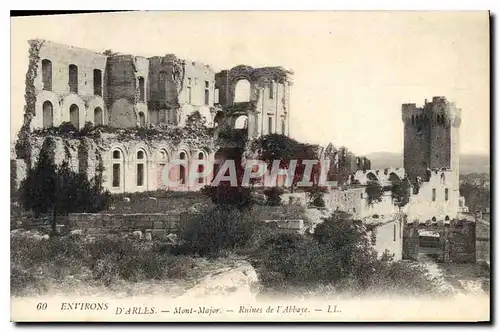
36,302,47,310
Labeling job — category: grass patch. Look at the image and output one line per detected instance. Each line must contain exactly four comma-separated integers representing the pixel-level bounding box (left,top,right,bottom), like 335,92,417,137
10,233,196,296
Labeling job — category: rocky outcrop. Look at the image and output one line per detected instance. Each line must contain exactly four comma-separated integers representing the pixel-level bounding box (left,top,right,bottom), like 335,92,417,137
180,259,259,301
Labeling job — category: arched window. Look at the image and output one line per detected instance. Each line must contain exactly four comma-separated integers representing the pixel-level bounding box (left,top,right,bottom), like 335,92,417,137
94,107,103,125
234,115,248,129
69,104,79,129
159,150,167,161
93,69,102,96
282,119,286,134
445,215,450,221
42,59,52,91
197,151,205,184
445,188,449,201
432,188,436,202
136,150,146,187
138,111,146,128
138,76,145,102
268,116,273,134
179,151,187,185
156,149,168,188
42,101,53,128
112,149,123,188
234,79,251,102
69,64,78,93
431,216,437,222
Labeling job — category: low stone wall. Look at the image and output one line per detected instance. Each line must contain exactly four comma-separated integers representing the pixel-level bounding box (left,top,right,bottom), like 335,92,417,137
264,219,304,230
66,212,193,232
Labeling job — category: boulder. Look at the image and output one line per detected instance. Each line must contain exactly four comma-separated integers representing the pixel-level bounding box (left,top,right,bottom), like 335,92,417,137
180,260,259,301
166,233,179,245
187,206,199,214
132,230,143,239
70,229,83,236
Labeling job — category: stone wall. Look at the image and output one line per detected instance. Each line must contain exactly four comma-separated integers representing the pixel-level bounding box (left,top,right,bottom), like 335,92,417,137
406,169,460,223
66,212,190,232
324,188,396,219
369,219,403,261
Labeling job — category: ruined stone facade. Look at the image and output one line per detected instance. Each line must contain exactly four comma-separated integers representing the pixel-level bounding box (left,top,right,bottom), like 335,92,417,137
25,40,108,130
214,65,293,139
13,40,296,194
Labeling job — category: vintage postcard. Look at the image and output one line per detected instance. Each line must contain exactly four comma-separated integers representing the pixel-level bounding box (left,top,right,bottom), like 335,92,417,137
10,11,490,322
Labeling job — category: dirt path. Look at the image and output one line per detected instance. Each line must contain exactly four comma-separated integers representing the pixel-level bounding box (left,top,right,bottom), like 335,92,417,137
417,253,490,296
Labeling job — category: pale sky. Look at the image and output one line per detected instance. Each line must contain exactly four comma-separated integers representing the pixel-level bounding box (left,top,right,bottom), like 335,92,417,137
10,11,490,155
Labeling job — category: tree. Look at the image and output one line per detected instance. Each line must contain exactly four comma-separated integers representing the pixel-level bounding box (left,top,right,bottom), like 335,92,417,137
20,141,110,231
460,182,490,212
304,184,328,207
365,180,383,205
250,134,321,190
263,186,284,206
391,177,411,207
201,183,254,210
19,143,57,220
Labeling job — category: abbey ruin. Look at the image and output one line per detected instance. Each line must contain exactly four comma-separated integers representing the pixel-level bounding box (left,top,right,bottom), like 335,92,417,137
11,40,473,262
11,39,367,194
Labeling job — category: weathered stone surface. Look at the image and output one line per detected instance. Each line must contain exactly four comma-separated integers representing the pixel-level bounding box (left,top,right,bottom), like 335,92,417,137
180,260,259,301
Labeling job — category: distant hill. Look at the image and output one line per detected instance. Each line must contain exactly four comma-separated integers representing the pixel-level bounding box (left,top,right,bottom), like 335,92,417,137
365,152,490,174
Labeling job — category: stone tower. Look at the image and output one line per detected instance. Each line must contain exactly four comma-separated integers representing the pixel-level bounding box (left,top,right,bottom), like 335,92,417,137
401,96,462,186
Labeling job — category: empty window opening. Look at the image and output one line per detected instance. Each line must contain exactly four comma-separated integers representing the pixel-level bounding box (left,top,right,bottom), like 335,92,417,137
93,69,102,96
94,107,103,125
42,101,53,128
42,59,52,91
69,104,79,129
234,79,251,102
204,81,210,105
69,64,78,93
138,76,145,102
112,164,120,187
179,152,187,184
138,112,146,128
137,164,144,186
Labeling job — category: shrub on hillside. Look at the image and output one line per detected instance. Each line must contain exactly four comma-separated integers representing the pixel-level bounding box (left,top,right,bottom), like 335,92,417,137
10,233,197,294
365,181,383,205
256,213,447,296
201,184,254,210
263,186,284,206
180,206,255,256
304,185,328,207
